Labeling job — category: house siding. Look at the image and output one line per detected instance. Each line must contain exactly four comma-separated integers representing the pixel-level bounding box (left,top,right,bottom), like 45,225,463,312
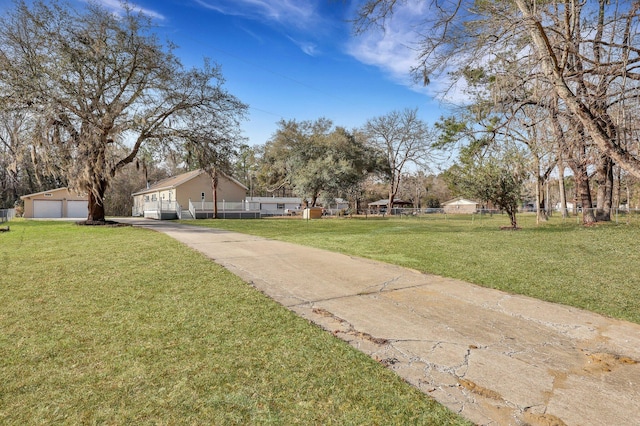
442,198,480,214
175,173,246,207
176,173,209,207
216,175,247,203
131,170,248,218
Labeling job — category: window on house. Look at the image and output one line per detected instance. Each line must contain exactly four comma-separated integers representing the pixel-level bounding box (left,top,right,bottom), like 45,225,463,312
277,203,285,209
144,195,149,202
151,194,157,201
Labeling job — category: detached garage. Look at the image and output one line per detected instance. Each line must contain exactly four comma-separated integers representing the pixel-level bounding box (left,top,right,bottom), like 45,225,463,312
21,188,88,219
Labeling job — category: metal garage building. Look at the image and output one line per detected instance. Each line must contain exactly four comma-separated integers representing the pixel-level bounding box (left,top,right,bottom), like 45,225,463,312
20,188,88,219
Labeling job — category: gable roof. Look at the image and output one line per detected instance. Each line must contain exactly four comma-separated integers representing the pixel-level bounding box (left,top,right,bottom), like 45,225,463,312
367,199,412,207
132,169,247,196
442,197,480,206
249,196,303,204
20,187,86,200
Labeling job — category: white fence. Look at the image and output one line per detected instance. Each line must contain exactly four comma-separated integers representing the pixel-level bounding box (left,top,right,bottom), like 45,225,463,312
187,200,259,219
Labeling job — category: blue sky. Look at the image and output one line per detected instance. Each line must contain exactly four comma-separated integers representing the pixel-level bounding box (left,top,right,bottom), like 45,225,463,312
7,0,455,146
135,0,456,146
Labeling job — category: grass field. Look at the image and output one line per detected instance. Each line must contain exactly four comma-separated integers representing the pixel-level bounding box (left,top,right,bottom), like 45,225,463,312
0,220,469,425
184,213,640,324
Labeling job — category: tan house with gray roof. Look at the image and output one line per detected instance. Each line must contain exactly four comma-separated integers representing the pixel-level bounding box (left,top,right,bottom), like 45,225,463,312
132,169,248,219
442,197,480,214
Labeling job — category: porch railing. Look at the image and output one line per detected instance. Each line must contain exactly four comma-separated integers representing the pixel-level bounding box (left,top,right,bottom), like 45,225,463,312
143,201,178,212
187,199,258,218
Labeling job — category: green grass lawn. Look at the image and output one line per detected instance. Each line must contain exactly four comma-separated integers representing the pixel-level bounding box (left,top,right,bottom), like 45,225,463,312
0,220,469,425
184,213,640,324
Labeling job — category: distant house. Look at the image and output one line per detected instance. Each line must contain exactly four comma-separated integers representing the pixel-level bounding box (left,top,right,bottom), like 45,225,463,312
442,197,480,214
132,169,248,219
20,187,88,219
246,197,302,216
367,199,413,214
245,197,349,216
554,202,575,212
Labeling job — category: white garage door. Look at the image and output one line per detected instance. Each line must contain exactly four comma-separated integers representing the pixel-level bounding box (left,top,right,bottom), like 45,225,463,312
33,200,63,218
67,200,88,218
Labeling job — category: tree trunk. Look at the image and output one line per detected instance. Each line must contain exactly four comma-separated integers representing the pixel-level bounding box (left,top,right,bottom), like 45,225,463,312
534,156,542,223
515,0,640,180
595,154,613,221
613,165,621,211
536,167,548,223
388,169,402,216
212,173,218,219
545,179,551,217
557,156,569,218
508,207,518,229
86,179,108,222
571,163,596,224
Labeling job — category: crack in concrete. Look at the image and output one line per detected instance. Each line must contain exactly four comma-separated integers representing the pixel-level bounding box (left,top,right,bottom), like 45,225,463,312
306,305,391,345
228,253,640,426
490,295,599,339
303,301,556,426
357,275,403,294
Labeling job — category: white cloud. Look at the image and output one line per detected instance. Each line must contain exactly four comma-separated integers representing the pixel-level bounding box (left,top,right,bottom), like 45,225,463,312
194,0,323,56
346,2,426,89
194,0,317,29
345,0,468,104
347,29,418,85
198,0,331,58
287,36,319,56
88,0,166,20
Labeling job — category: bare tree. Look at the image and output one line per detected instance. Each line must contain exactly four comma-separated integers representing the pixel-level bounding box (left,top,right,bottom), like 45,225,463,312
0,108,65,208
353,0,640,179
0,111,31,207
513,0,640,179
0,1,246,222
363,108,433,212
355,0,640,226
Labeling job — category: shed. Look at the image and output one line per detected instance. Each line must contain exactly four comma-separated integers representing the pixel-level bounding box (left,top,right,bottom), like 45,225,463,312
20,188,88,219
442,197,480,214
367,199,413,213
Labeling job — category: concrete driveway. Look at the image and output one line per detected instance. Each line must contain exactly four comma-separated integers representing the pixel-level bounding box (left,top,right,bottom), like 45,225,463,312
120,218,640,426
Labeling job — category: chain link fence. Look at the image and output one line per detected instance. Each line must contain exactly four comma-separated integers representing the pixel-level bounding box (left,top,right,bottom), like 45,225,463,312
218,205,640,225
0,208,16,223
312,207,640,225
572,208,640,225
